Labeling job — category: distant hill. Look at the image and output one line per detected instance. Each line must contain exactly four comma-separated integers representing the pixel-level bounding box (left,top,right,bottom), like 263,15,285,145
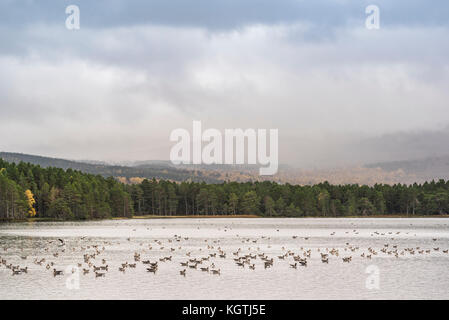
0,152,223,183
365,155,449,182
2,151,448,186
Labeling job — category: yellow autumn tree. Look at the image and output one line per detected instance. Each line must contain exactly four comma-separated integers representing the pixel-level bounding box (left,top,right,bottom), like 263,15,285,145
25,189,37,217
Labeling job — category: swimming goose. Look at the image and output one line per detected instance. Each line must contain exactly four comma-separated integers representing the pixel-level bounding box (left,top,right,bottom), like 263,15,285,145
53,269,63,276
298,260,307,267
146,267,157,274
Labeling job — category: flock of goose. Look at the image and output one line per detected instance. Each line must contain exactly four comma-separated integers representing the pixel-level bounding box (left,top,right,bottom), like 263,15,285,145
1,225,448,282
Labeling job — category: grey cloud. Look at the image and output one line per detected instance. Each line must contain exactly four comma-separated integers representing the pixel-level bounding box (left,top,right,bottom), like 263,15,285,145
0,1,448,167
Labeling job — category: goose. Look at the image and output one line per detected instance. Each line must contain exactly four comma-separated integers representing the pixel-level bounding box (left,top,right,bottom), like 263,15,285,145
95,272,105,277
200,267,209,272
211,269,220,275
298,260,307,267
180,269,186,276
290,263,297,269
12,270,21,275
53,269,63,276
83,269,89,274
249,264,255,270
146,267,157,274
118,267,126,272
264,261,272,269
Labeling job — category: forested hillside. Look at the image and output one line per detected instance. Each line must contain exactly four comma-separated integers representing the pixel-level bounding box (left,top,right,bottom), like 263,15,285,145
0,159,133,220
1,159,449,221
0,152,223,183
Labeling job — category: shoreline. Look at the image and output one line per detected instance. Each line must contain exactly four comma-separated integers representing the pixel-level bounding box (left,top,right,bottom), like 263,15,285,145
0,214,448,224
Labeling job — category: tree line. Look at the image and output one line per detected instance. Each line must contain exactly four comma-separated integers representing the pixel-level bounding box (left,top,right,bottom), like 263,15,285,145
0,159,132,220
1,159,448,220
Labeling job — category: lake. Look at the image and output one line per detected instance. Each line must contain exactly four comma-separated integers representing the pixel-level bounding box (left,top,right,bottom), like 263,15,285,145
0,218,448,299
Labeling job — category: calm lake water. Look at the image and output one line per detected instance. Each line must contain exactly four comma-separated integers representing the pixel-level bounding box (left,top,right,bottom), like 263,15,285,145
0,218,448,300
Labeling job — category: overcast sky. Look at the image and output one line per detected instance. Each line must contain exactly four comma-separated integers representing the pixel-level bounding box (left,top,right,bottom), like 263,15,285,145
1,0,448,167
